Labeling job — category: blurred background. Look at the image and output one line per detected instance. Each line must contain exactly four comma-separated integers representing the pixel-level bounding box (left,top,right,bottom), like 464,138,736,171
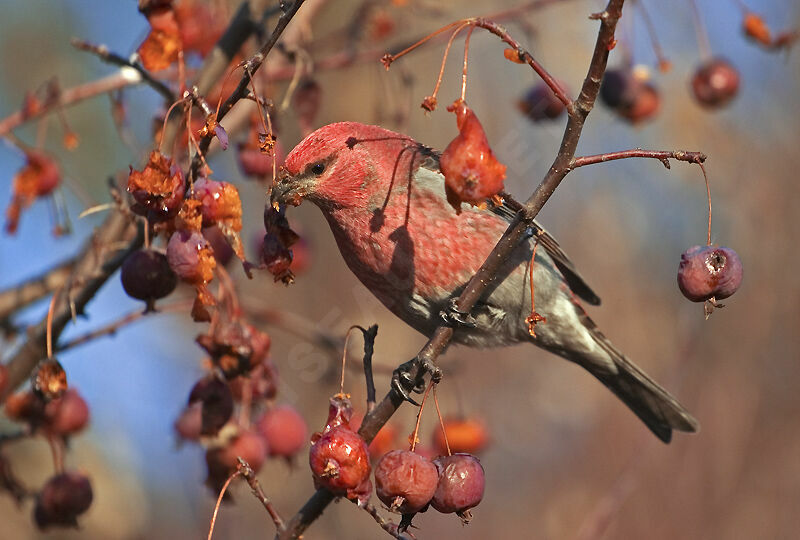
1,0,799,538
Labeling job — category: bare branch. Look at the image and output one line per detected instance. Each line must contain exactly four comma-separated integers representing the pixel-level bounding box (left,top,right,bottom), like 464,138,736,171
571,149,707,169
237,458,286,532
0,258,76,322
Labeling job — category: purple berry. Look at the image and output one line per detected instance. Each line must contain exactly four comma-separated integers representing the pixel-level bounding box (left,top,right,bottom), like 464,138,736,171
188,376,234,435
677,245,743,302
374,449,439,514
120,249,177,304
431,453,485,515
34,472,93,529
167,230,211,282
517,82,566,121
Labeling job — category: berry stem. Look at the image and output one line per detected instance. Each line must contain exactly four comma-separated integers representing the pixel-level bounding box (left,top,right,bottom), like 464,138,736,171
339,325,362,396
45,290,59,360
460,26,476,102
207,470,242,540
409,380,434,452
699,163,712,246
432,384,451,456
382,19,474,68
427,22,473,109
635,0,671,71
687,0,713,61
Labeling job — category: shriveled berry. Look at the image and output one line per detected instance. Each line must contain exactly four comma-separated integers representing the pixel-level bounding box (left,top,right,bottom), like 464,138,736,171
517,82,566,122
188,376,234,435
32,359,67,401
166,230,215,283
431,453,485,516
203,226,235,266
433,417,489,455
677,245,743,302
34,472,93,529
229,359,278,401
174,402,203,442
257,405,308,458
375,450,439,514
193,178,242,227
691,59,740,108
120,249,177,305
309,425,371,496
44,388,89,436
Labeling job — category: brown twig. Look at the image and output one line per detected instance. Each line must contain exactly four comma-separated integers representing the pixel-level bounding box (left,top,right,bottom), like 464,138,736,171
237,458,286,532
570,148,707,169
0,258,76,322
278,2,627,537
70,38,175,102
54,300,193,352
356,499,411,539
207,470,242,540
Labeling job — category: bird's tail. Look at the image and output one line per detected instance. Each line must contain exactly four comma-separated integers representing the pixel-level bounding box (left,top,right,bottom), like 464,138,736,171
584,325,699,443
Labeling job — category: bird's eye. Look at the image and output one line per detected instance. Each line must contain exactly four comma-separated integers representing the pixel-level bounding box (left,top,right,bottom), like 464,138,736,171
311,162,325,175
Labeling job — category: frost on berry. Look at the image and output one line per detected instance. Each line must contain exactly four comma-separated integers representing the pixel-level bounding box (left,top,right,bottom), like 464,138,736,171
599,67,661,124
34,472,93,529
127,150,185,222
188,375,234,436
120,249,178,309
309,395,371,499
517,82,567,122
196,319,271,379
137,6,182,71
440,99,506,210
261,206,300,284
5,151,61,233
431,453,485,521
32,359,67,402
691,59,740,109
375,450,439,514
256,404,308,459
677,245,743,303
433,417,489,455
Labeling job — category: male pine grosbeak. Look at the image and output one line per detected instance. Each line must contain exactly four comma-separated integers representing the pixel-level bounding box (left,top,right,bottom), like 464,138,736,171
271,122,698,443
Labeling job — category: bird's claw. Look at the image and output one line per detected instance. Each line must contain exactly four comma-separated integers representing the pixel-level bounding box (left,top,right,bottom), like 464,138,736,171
440,298,477,328
391,357,443,405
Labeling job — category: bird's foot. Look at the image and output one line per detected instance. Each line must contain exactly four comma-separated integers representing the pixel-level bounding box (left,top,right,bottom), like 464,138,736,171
391,357,443,405
440,298,476,328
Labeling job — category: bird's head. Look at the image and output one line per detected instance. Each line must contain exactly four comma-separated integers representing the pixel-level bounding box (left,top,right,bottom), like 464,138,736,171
271,122,430,211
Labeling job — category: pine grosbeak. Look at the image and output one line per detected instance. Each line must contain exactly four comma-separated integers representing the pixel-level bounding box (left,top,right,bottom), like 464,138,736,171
271,122,698,443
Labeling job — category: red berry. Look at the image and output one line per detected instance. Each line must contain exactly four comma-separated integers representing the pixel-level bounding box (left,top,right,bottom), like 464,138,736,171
237,140,285,179
4,391,45,424
229,359,279,401
440,99,507,207
120,249,178,305
677,245,743,302
431,454,485,516
433,417,489,455
517,82,566,122
206,430,268,492
257,405,308,458
44,388,89,436
188,376,234,435
691,58,740,108
375,450,439,514
34,472,93,529
600,67,661,124
309,425,371,495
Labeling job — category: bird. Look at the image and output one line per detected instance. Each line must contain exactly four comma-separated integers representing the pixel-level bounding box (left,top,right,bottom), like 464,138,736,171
270,121,698,443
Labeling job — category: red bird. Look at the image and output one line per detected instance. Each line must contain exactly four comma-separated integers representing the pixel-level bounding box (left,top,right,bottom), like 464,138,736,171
271,122,698,443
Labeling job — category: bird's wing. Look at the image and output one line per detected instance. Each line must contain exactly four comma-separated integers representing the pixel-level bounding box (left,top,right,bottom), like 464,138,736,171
491,203,601,306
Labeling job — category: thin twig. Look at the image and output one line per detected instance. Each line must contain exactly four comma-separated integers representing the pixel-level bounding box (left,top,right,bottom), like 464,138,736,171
237,458,286,532
71,39,175,102
356,499,411,539
360,324,379,412
570,148,707,169
207,470,242,540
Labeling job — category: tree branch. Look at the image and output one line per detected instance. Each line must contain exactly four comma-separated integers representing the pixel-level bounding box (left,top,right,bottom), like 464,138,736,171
278,1,627,537
570,149,707,169
0,258,76,322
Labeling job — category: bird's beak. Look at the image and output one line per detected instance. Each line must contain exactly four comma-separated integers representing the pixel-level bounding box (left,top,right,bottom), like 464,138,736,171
270,169,310,210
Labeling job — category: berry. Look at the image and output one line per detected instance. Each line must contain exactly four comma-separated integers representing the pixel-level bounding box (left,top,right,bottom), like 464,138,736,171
309,425,371,496
374,450,439,514
120,249,177,305
193,178,243,227
34,472,93,529
691,59,740,108
431,453,485,517
188,376,234,435
308,395,370,497
677,245,743,302
206,430,268,492
599,67,661,124
4,391,45,424
166,230,215,283
237,140,285,179
127,150,185,222
257,405,308,458
44,388,89,437
203,226,235,266
229,359,279,401
440,99,507,207
517,82,566,122
174,402,203,442
433,417,489,455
